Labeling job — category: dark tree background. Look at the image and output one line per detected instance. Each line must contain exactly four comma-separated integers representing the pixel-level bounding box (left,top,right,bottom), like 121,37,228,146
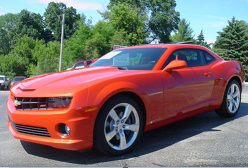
214,17,248,76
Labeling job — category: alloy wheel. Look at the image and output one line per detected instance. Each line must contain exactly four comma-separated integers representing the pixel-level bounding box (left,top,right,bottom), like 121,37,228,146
227,83,240,114
104,103,140,150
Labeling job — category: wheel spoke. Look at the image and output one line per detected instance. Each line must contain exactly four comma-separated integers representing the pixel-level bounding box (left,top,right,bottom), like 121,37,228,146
227,94,232,100
109,109,120,122
232,89,240,98
230,84,235,94
121,105,133,122
125,124,139,132
106,130,117,142
119,132,127,149
228,101,233,112
234,99,239,109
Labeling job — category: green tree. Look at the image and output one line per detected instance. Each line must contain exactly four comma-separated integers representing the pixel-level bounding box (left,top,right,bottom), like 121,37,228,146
44,2,80,41
0,29,11,55
13,35,43,65
109,0,144,9
196,30,210,48
171,19,194,42
109,29,129,48
107,0,180,43
109,2,148,45
0,13,19,55
213,17,248,76
33,41,61,75
64,18,93,63
13,10,52,42
0,54,28,78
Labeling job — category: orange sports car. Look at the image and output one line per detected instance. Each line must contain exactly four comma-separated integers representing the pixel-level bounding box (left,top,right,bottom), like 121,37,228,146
6,43,245,156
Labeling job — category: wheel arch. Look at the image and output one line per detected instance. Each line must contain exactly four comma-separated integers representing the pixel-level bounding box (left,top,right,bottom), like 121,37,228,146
94,91,147,132
227,76,242,92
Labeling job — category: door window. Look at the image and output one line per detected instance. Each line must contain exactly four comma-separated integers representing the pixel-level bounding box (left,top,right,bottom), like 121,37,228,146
163,49,215,69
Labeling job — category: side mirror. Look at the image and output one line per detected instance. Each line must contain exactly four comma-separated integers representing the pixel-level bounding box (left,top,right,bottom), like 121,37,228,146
163,60,187,72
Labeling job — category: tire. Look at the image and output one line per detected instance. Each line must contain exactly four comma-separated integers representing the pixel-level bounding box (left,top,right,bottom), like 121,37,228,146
94,95,143,156
215,80,241,117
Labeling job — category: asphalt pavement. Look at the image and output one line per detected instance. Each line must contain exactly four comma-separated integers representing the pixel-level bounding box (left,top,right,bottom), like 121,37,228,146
0,84,248,167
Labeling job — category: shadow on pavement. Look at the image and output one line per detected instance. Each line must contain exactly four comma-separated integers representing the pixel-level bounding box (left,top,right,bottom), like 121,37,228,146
21,102,248,165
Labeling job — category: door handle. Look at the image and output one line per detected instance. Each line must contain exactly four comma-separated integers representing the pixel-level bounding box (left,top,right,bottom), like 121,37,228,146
204,72,211,77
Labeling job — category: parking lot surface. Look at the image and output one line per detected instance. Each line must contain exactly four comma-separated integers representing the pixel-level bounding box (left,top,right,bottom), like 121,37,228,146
0,84,248,167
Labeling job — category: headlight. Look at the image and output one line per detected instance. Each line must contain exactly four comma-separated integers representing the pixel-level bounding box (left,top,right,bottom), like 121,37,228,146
47,97,73,108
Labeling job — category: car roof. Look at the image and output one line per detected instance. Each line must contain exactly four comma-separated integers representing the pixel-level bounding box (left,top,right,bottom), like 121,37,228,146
115,43,208,50
0,75,6,77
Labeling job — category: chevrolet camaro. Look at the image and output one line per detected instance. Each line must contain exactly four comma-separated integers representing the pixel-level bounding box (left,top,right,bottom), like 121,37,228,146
6,43,245,156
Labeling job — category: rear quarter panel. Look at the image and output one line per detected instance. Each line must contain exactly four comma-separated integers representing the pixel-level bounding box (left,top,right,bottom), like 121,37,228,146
209,60,245,108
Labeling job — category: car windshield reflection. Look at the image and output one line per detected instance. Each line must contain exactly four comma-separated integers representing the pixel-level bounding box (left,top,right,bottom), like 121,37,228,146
90,48,167,70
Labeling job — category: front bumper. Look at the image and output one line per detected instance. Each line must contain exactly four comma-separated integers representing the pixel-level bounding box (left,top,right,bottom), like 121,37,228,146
8,121,87,150
6,95,95,151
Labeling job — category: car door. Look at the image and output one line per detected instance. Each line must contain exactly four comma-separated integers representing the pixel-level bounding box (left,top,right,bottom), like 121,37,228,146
161,49,215,120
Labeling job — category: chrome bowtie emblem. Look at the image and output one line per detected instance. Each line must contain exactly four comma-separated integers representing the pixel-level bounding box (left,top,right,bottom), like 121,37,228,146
14,100,21,106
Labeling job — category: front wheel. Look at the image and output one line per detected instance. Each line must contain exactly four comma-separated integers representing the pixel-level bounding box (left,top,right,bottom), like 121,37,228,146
216,80,241,117
94,95,143,156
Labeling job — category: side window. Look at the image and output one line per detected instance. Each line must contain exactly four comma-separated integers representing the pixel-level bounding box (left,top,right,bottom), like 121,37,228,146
86,61,92,65
162,49,205,69
74,62,85,69
202,51,216,64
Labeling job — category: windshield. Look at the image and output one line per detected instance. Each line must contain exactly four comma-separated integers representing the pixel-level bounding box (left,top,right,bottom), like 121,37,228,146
0,77,4,81
13,77,25,81
90,48,167,70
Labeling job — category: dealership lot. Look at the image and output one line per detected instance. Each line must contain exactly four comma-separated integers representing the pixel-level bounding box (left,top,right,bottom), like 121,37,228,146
0,84,248,167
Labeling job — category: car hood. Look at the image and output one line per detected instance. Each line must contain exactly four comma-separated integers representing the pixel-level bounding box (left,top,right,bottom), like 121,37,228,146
12,67,144,96
0,80,4,83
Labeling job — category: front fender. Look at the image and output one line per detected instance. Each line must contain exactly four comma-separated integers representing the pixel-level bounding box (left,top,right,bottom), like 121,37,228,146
85,72,164,129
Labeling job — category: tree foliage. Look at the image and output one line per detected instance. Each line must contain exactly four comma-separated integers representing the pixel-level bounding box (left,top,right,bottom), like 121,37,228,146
14,10,47,41
170,19,194,42
109,2,147,45
106,0,180,43
195,30,210,48
0,13,19,55
44,2,80,41
214,17,248,76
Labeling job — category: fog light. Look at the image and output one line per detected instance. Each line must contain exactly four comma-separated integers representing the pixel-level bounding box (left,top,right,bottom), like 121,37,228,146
65,125,70,134
58,124,70,137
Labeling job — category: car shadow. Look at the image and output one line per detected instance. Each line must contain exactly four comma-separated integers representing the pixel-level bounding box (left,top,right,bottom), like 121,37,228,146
21,102,248,165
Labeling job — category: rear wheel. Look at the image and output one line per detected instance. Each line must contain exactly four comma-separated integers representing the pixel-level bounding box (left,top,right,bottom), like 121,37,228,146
215,80,241,117
94,95,143,156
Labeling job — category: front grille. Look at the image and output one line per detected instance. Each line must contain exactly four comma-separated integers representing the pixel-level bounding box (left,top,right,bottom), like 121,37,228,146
10,120,51,138
14,97,51,110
